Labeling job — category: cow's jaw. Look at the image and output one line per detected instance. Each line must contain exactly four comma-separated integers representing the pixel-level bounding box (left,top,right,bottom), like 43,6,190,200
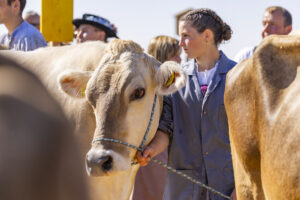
88,164,140,200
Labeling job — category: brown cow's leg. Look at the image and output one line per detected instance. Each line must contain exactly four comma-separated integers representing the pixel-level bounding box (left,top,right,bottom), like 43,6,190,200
231,141,266,200
232,143,254,200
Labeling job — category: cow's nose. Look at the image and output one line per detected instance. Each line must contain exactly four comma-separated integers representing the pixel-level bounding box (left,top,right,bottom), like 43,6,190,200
86,153,113,176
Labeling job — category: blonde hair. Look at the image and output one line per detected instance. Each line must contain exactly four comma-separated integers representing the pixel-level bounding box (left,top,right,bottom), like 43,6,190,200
147,35,180,63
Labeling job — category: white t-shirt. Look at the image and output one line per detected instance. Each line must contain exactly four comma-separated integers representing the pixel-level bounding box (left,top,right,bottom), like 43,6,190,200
234,46,256,63
196,61,218,86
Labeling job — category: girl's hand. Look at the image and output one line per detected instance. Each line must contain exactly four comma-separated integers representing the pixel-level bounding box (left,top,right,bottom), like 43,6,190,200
136,146,154,166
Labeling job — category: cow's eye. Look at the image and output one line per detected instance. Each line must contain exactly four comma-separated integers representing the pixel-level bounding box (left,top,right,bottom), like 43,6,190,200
131,88,145,100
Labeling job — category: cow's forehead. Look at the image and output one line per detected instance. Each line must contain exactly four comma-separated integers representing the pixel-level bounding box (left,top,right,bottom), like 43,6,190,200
115,51,157,71
86,52,157,105
98,52,156,84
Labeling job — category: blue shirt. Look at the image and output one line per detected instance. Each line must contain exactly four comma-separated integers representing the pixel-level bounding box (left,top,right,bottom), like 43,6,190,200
159,51,236,200
0,21,47,51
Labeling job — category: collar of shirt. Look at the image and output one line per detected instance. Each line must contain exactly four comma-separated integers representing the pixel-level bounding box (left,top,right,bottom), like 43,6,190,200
196,61,219,86
195,52,223,86
2,21,27,47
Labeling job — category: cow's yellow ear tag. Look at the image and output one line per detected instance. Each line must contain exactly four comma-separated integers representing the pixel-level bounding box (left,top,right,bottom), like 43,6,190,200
165,73,175,88
81,84,87,98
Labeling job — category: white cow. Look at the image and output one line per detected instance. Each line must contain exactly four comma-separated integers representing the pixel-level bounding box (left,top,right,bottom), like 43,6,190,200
1,39,186,200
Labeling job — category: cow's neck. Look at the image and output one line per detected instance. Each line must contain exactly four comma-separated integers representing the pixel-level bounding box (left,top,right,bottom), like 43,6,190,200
89,165,140,200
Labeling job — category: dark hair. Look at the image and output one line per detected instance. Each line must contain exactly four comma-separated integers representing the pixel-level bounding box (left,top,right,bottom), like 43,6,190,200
265,6,292,27
7,0,26,14
180,8,232,45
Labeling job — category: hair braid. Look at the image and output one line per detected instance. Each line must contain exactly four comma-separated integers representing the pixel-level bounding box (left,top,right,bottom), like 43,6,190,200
180,8,232,45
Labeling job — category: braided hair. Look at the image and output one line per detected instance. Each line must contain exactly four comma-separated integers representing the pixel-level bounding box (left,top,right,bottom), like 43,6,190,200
180,8,232,45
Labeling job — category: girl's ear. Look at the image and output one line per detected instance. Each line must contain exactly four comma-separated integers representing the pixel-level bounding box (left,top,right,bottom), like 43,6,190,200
203,29,214,43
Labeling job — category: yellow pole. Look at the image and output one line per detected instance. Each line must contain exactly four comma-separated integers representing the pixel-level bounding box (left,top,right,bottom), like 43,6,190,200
41,0,73,43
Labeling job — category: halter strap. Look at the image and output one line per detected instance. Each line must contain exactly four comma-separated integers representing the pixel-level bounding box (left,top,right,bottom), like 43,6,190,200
92,94,158,151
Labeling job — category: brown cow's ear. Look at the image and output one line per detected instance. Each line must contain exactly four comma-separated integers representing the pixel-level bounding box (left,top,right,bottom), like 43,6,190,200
155,61,186,95
57,71,92,98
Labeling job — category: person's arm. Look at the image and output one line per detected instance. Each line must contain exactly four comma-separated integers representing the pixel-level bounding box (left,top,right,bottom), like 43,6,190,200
136,95,174,166
231,188,236,200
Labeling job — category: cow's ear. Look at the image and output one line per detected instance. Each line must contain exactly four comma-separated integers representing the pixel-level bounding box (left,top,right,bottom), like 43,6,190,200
155,61,186,95
58,71,92,98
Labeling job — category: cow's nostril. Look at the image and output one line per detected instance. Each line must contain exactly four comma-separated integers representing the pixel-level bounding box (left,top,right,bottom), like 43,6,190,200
101,156,113,171
86,153,113,176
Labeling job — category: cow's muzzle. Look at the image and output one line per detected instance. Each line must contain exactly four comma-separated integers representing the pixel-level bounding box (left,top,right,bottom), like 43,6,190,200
86,151,113,176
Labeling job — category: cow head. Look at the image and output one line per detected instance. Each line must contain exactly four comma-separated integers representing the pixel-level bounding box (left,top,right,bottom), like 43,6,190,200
58,39,186,176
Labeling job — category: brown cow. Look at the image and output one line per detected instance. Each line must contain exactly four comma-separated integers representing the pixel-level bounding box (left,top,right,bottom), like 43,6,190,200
225,35,300,200
0,55,88,200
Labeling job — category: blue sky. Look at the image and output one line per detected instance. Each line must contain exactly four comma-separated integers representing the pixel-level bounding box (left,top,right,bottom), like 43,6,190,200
1,0,299,58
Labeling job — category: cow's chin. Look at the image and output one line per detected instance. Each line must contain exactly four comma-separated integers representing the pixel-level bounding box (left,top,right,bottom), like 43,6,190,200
86,149,131,177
